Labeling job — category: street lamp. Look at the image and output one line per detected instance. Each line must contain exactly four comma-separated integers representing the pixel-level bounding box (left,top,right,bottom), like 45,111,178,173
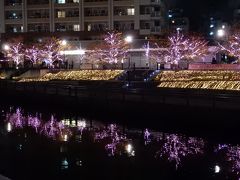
61,40,67,69
3,44,10,51
61,39,67,46
217,29,225,38
124,35,133,69
124,35,133,43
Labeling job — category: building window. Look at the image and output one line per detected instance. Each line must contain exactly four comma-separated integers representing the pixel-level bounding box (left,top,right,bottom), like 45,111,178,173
127,8,135,15
73,24,80,31
87,24,91,31
73,0,79,2
57,0,65,4
57,11,66,18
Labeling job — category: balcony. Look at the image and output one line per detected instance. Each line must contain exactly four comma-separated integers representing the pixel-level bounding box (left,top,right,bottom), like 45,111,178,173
84,16,108,22
28,18,50,23
27,4,50,9
4,4,22,10
150,26,161,34
139,14,151,20
55,17,79,23
139,29,151,35
113,15,134,21
55,3,79,8
84,1,108,7
113,0,134,6
5,19,23,24
139,0,162,5
150,11,161,18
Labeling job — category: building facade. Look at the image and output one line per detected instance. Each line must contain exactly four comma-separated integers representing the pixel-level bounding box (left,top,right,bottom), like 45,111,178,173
0,0,168,36
168,8,189,33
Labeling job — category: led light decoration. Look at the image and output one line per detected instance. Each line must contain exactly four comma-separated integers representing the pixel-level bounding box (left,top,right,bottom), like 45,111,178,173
155,134,205,169
215,144,240,175
219,33,240,62
92,31,130,64
145,32,208,65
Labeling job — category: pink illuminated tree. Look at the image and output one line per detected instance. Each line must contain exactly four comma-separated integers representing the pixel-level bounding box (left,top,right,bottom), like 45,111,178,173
145,32,208,65
7,42,24,68
25,45,41,65
218,33,240,62
93,32,129,64
40,37,64,68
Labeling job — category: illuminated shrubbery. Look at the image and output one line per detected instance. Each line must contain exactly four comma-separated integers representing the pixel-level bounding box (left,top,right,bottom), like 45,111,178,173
19,70,124,82
155,70,240,90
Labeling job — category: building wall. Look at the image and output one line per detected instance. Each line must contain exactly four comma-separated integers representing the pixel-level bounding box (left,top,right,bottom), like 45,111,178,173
2,0,167,36
0,0,5,34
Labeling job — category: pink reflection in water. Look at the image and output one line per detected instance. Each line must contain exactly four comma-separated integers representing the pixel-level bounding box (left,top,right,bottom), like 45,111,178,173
215,144,240,175
155,134,205,169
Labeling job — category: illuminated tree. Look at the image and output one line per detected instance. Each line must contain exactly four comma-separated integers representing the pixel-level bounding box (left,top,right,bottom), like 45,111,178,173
40,37,64,68
145,32,208,65
144,41,168,64
25,45,41,65
218,33,240,62
7,42,24,68
93,32,129,64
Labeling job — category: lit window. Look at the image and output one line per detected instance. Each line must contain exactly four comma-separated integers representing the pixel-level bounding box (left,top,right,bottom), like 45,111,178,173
87,24,91,31
210,24,214,28
58,0,65,4
127,8,135,15
21,26,23,32
209,32,214,36
73,0,79,2
13,27,17,32
58,11,66,18
73,24,80,31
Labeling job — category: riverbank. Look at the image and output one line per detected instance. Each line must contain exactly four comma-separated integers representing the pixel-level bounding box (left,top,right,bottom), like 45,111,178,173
1,80,240,143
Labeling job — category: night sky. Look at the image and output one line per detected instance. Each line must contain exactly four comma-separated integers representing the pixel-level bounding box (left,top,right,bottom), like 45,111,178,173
175,0,240,31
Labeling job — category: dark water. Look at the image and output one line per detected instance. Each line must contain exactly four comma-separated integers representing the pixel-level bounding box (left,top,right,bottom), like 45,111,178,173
0,105,240,180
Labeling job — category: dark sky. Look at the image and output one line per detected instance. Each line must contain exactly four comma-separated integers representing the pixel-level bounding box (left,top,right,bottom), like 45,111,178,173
174,0,239,31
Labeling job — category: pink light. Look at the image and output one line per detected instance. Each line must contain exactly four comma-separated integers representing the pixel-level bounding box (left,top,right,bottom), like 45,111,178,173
145,32,208,65
155,133,205,169
91,32,129,64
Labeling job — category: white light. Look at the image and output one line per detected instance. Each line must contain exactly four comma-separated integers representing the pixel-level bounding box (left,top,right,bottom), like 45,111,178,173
210,24,214,28
172,20,175,24
79,49,85,55
71,120,76,127
61,40,67,46
222,25,225,29
3,44,10,51
77,120,86,128
6,123,12,132
125,36,133,43
209,32,214,36
176,27,182,31
168,14,172,18
126,144,133,153
217,29,225,37
60,50,86,55
63,134,68,142
214,165,220,173
66,120,70,126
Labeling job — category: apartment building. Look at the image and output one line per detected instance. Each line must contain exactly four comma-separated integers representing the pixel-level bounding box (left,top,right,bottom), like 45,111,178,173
0,0,168,37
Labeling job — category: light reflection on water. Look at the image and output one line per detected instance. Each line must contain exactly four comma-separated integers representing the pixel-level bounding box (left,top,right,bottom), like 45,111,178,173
2,107,240,179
